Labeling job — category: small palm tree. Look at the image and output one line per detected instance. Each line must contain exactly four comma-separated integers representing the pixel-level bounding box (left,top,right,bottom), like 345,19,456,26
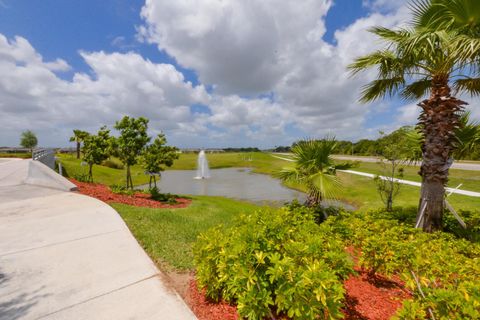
277,138,352,207
69,129,90,159
349,0,480,232
454,111,480,159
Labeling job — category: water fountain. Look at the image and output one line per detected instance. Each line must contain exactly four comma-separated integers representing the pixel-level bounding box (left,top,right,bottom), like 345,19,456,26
194,150,210,179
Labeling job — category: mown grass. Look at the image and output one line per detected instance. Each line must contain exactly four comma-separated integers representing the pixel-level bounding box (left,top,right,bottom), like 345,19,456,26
112,196,259,270
0,152,31,159
59,152,480,211
352,161,480,193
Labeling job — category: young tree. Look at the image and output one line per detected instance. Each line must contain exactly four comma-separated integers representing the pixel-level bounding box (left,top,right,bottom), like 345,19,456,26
277,138,353,207
20,130,38,154
82,126,111,182
142,134,179,188
69,129,90,159
374,127,420,211
113,116,150,189
349,0,480,231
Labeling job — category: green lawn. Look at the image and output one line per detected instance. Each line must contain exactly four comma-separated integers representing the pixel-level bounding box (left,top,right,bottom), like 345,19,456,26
0,152,31,159
112,196,259,270
352,161,480,193
59,152,480,211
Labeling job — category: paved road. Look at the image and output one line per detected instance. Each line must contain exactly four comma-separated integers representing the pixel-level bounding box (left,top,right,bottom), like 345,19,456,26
0,159,196,320
332,155,480,171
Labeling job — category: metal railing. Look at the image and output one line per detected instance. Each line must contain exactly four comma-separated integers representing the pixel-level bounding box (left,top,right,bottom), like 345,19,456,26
32,149,56,170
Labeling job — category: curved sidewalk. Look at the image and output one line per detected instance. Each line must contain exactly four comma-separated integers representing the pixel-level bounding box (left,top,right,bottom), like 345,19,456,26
0,160,197,320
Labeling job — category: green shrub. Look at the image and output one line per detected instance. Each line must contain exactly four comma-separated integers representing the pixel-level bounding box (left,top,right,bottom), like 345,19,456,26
109,184,135,196
149,187,178,204
102,158,124,170
322,209,480,320
73,171,91,182
193,208,354,320
444,209,480,243
284,199,343,224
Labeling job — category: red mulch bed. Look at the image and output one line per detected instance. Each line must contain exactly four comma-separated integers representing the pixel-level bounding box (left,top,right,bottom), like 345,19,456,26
71,179,191,209
343,269,411,320
186,250,412,320
186,279,238,320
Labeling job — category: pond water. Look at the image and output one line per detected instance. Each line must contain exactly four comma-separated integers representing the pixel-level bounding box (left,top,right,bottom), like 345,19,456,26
140,168,305,205
140,167,355,209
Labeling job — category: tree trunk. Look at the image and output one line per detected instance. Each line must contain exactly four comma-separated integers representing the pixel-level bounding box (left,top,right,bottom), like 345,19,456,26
305,188,321,207
153,176,157,188
126,165,131,189
416,75,466,232
76,141,80,159
88,164,93,182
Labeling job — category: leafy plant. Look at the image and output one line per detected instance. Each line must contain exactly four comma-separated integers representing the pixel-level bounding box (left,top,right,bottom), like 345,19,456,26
322,208,480,319
82,126,111,182
109,184,135,196
142,133,179,188
148,187,178,204
277,138,353,207
194,208,354,319
72,171,91,183
112,116,150,189
102,158,124,170
20,130,38,153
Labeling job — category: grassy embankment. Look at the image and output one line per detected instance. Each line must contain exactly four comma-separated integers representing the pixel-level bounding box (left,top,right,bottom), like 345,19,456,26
112,197,259,270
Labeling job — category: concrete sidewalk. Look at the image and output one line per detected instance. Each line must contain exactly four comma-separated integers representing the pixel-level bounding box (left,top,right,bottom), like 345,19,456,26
0,159,197,320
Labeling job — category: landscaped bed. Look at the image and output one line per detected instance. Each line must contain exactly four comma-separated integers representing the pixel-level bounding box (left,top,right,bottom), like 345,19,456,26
186,269,412,320
71,179,191,208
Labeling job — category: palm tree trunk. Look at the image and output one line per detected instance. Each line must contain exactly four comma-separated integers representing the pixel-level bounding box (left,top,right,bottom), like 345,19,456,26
76,141,80,159
416,75,466,232
305,188,321,207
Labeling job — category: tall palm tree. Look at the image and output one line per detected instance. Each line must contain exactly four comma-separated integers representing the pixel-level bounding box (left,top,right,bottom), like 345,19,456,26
349,0,480,231
69,129,90,159
277,138,352,207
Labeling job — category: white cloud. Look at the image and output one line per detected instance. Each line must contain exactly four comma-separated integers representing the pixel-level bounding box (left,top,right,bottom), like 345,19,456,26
138,0,413,143
0,34,209,147
139,0,332,95
4,1,477,148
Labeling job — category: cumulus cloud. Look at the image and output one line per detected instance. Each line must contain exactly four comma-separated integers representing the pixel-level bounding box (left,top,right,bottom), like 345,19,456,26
4,1,477,148
139,0,414,142
0,34,209,146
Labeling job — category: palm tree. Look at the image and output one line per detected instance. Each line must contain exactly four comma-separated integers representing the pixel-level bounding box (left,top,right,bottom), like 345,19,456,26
277,138,352,207
453,111,480,159
348,0,480,231
69,130,90,159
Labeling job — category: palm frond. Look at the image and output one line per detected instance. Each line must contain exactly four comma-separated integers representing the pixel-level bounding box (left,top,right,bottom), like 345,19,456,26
453,77,480,96
308,171,343,201
369,26,413,44
452,35,480,62
401,78,431,100
359,77,405,103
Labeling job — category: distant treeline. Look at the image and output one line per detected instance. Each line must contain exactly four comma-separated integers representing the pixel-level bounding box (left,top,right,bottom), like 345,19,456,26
223,147,260,152
273,125,480,160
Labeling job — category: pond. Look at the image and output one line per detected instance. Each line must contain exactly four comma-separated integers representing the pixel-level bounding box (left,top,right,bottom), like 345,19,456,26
139,168,304,205
140,167,355,209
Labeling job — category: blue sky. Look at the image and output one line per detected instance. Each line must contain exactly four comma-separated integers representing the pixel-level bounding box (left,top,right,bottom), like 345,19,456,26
1,0,464,148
